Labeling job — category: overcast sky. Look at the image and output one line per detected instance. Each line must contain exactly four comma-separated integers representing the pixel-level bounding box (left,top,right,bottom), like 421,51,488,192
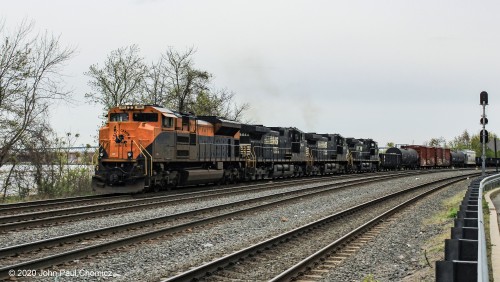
2,0,499,147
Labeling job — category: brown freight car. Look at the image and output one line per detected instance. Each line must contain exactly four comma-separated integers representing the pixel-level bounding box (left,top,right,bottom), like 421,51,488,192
436,147,444,166
428,147,436,166
402,145,435,167
435,147,451,167
443,148,451,166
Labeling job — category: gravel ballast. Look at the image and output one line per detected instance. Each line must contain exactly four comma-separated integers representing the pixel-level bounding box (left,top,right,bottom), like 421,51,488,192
320,177,472,281
16,170,474,282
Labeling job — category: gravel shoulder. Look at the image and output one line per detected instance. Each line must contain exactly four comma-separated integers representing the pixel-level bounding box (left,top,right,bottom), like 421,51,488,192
320,177,471,282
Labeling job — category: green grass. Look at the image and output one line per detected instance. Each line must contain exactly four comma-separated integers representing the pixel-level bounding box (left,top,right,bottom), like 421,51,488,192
362,274,379,282
422,192,464,225
483,197,493,282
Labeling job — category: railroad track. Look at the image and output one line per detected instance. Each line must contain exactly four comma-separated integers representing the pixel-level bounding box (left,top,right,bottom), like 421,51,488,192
160,173,479,281
0,170,429,232
0,194,132,215
0,173,362,216
0,170,449,279
0,169,464,216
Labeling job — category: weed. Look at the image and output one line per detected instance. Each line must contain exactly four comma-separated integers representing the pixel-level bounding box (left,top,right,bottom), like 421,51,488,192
362,274,379,282
447,207,458,218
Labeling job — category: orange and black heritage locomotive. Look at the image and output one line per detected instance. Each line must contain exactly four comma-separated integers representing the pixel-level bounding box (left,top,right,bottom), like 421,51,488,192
92,105,369,193
92,105,469,194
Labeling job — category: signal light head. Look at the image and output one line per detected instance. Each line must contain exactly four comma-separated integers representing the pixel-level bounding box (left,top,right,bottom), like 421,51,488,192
480,91,488,105
480,129,489,144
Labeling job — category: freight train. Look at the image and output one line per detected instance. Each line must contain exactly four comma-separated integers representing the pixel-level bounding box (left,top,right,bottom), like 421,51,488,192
378,147,476,170
91,105,474,194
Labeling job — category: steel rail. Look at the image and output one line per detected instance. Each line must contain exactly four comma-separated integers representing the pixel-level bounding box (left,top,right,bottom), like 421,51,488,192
0,172,358,214
0,169,461,215
0,171,423,231
0,172,415,258
162,173,478,282
0,173,372,221
0,171,440,279
0,194,127,210
0,195,132,215
270,177,474,281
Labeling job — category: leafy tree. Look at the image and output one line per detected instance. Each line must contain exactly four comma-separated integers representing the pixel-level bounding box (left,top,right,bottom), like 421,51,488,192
470,131,498,158
448,130,471,151
0,19,74,171
446,129,499,158
85,45,146,110
386,142,395,148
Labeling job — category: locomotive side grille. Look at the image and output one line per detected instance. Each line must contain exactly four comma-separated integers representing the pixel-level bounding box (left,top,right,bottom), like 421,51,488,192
177,150,189,157
177,136,189,143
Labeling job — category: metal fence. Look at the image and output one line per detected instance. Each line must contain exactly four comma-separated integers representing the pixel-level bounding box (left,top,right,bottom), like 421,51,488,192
436,173,500,282
478,173,500,281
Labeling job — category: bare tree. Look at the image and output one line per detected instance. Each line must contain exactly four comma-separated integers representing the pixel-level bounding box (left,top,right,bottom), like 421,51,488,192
86,45,249,121
158,47,248,120
0,19,74,170
191,88,249,121
162,47,210,112
141,57,169,106
85,45,146,110
215,88,249,121
427,137,446,147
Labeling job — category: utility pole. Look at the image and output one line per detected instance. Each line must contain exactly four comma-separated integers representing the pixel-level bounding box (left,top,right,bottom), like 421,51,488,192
480,91,488,176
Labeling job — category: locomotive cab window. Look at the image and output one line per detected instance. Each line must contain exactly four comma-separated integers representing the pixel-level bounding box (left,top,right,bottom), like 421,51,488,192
163,116,174,128
110,113,129,122
133,113,158,122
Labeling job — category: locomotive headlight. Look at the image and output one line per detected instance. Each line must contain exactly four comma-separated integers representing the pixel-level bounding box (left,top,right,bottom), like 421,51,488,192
99,152,104,157
127,151,133,159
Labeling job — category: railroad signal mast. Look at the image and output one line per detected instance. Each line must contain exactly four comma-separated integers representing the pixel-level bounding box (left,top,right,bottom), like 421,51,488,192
480,91,488,176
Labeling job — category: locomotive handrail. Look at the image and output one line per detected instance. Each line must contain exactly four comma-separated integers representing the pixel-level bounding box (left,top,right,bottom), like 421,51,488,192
140,143,153,177
132,141,153,177
250,146,256,168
